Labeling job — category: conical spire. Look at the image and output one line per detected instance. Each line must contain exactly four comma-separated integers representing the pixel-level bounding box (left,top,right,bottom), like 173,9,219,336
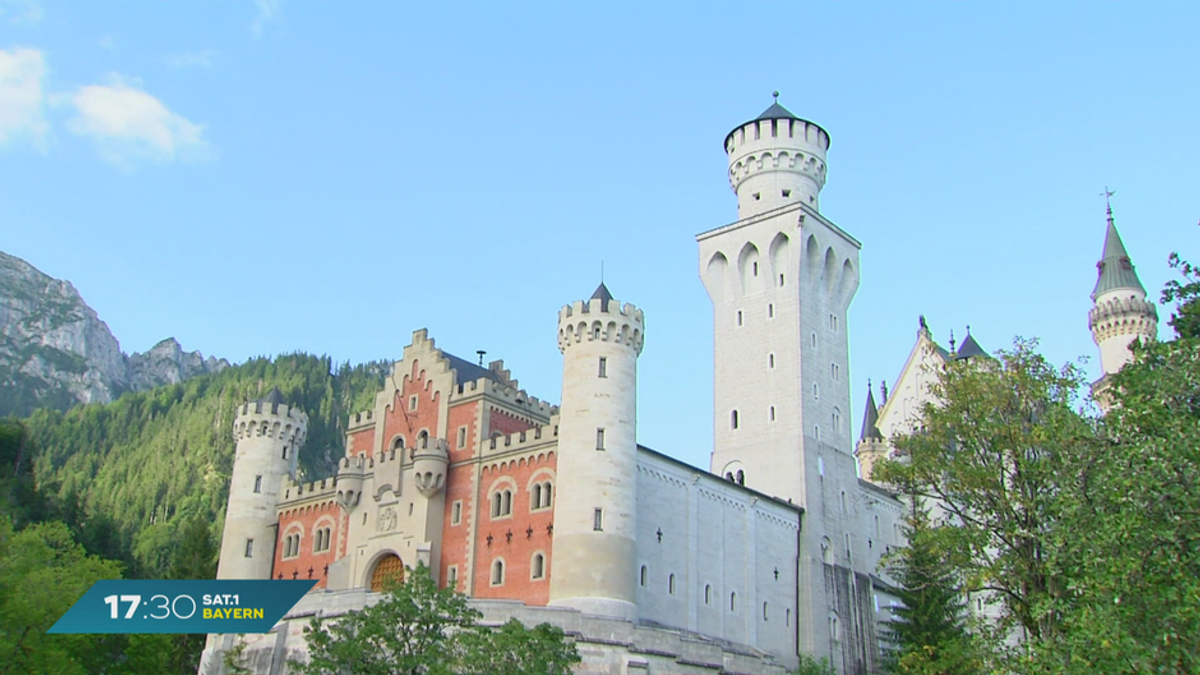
1092,204,1145,299
860,383,882,441
955,327,988,360
591,282,613,311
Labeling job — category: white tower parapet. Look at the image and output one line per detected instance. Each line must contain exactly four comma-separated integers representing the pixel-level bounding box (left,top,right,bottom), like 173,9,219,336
217,387,308,580
1088,201,1157,408
725,91,830,219
549,283,644,621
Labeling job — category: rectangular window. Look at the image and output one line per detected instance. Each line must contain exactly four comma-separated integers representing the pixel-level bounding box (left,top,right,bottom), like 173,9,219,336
596,428,605,451
253,475,263,493
244,539,254,557
593,508,603,531
451,501,462,525
457,426,467,448
736,310,743,326
598,357,607,377
409,395,418,411
830,314,838,331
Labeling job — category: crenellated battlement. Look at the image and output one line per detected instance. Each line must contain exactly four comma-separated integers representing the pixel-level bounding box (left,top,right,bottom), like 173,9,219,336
280,474,339,503
347,409,374,431
722,101,830,218
233,403,308,445
487,415,561,455
450,377,558,418
557,298,645,354
1089,294,1158,343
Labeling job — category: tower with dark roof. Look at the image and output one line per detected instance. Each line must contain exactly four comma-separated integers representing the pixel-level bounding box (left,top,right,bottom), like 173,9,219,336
1087,202,1157,408
853,382,888,482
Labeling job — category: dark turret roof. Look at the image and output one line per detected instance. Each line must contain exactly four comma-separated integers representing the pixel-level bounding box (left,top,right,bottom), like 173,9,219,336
443,353,503,385
954,332,988,360
860,386,882,441
1092,210,1145,299
591,282,613,311
254,386,286,413
755,101,800,121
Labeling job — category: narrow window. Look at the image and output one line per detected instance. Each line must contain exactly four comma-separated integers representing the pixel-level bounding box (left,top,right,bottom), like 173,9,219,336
833,409,841,432
447,565,458,589
768,353,775,369
752,262,758,276
778,273,785,286
532,484,543,509
736,310,743,326
787,608,791,626
736,469,745,485
767,303,774,318
491,559,505,586
592,324,601,339
282,446,289,460
451,501,462,525
502,490,512,516
244,539,254,558
815,425,821,442
593,508,603,531
408,502,414,516
731,410,739,429
874,515,880,537
457,426,467,448
769,406,776,422
640,565,647,586
813,383,819,400
253,475,263,493
409,395,418,411
596,428,606,451
492,492,502,518
543,482,553,508
830,314,838,331
782,189,791,198
669,573,676,595
598,357,607,377
763,602,769,620
811,332,817,348
705,585,712,605
531,553,545,579
730,592,737,612
841,491,847,513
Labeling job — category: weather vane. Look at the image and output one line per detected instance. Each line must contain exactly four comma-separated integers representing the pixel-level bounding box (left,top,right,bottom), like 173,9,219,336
1100,186,1115,215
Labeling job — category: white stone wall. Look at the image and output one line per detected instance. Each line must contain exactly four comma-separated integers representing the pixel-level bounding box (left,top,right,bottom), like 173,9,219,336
550,296,644,620
634,448,801,665
217,403,307,581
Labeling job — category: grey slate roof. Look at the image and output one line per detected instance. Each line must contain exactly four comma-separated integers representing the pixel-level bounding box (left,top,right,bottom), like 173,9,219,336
443,353,503,386
255,386,286,413
954,332,988,360
1092,212,1146,299
755,101,799,121
860,387,882,441
591,282,613,311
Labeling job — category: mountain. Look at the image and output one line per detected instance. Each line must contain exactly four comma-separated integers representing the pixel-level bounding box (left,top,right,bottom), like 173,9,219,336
0,251,229,417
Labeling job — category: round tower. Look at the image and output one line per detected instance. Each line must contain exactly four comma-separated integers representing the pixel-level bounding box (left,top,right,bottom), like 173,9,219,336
216,387,308,580
549,283,644,620
724,92,830,219
1088,202,1157,386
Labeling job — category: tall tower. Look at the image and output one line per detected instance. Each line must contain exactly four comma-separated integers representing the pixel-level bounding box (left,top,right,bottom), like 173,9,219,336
698,97,859,504
216,387,308,580
1088,200,1157,408
698,97,864,664
549,283,644,620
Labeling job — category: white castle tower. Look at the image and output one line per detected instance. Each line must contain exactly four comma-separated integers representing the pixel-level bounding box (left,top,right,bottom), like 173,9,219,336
1088,198,1157,408
549,283,645,620
216,387,308,580
698,96,864,660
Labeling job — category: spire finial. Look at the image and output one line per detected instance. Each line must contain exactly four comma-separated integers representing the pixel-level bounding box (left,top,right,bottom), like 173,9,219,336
600,259,604,284
949,329,957,353
772,90,780,102
1101,186,1115,220
966,323,971,334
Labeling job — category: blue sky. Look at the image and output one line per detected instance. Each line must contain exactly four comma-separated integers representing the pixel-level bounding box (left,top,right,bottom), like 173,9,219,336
2,2,1197,471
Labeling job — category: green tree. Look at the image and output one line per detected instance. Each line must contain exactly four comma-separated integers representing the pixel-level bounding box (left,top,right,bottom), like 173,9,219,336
293,563,579,675
792,653,837,675
881,503,979,675
1041,254,1200,674
873,338,1096,665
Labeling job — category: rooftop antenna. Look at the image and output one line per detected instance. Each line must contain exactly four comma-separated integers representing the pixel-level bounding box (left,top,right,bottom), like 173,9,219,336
476,350,486,366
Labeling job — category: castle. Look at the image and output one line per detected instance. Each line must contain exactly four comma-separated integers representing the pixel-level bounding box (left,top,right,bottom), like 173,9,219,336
202,99,1155,674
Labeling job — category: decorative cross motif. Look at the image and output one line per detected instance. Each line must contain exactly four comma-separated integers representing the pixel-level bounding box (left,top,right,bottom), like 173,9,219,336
506,530,513,544
774,567,779,580
486,534,493,547
656,528,663,543
323,564,329,577
526,526,534,539
292,570,298,579
307,566,314,578
1100,186,1116,214
277,572,284,580
547,523,554,535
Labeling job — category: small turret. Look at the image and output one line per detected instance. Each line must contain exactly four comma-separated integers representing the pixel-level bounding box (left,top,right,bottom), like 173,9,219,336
1088,199,1157,408
217,387,308,580
854,382,887,483
411,437,449,498
549,282,644,621
724,93,830,218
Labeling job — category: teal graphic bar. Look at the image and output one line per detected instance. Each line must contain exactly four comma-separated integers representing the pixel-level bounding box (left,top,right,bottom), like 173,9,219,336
48,580,317,634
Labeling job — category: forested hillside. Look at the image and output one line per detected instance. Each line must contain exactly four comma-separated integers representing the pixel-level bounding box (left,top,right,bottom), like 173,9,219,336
21,353,390,578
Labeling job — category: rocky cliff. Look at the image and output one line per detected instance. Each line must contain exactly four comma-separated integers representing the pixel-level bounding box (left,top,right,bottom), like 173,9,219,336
0,251,229,417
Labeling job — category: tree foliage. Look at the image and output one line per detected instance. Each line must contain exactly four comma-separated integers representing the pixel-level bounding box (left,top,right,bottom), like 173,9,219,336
294,564,579,675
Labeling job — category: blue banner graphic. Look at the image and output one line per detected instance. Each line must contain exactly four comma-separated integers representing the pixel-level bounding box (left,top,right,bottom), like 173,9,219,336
48,580,317,634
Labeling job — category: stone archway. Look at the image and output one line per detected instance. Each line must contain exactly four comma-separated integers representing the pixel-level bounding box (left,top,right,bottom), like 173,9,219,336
369,553,405,592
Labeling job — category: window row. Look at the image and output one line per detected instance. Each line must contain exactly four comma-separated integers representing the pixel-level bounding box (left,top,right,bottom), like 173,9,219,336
488,480,555,519
636,567,789,623
729,407,842,433
282,525,333,559
488,552,547,586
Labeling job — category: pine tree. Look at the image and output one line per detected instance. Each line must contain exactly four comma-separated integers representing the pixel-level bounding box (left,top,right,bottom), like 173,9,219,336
882,503,978,674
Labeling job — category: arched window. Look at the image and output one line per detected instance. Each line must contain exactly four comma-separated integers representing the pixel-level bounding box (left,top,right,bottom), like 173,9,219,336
502,490,512,515
705,585,712,605
392,436,405,451
736,470,745,486
669,574,676,595
532,484,542,510
840,490,847,513
731,410,739,429
492,492,503,517
769,406,776,422
832,408,842,433
730,592,737,612
491,559,505,586
763,601,769,620
640,566,647,587
531,553,545,580
768,353,775,369
541,482,552,508
418,431,429,449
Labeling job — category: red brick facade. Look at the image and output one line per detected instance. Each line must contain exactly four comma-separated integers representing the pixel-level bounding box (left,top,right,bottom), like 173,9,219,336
274,499,341,589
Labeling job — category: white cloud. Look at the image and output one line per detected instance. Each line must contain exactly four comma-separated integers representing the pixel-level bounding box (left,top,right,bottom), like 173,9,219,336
162,49,219,69
251,0,282,38
0,0,42,25
64,74,213,167
0,46,49,148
